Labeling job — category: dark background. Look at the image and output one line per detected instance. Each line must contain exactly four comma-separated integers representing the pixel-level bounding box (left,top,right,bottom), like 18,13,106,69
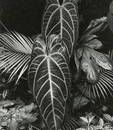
0,0,112,36
0,0,45,36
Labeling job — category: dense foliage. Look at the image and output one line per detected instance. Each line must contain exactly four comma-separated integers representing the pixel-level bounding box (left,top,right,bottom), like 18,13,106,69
0,0,113,130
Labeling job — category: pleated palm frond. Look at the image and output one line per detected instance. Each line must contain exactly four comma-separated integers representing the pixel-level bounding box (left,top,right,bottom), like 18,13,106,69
61,117,79,130
0,31,33,83
78,68,113,100
75,16,113,100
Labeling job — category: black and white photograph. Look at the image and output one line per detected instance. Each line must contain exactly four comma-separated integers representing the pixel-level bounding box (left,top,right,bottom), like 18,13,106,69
0,0,113,130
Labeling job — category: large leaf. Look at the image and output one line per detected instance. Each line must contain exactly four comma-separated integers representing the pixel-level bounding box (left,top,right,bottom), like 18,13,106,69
76,47,112,83
42,0,79,58
0,32,33,83
28,34,70,130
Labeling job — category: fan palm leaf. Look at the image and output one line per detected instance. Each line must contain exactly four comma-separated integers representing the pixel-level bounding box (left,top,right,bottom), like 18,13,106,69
78,68,113,100
61,117,79,130
0,31,33,83
75,17,113,100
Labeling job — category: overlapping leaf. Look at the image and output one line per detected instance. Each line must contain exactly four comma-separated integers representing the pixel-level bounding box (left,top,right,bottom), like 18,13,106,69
42,0,79,58
76,46,113,100
0,32,33,83
28,34,70,130
77,46,112,83
77,46,113,99
75,17,113,100
75,17,112,83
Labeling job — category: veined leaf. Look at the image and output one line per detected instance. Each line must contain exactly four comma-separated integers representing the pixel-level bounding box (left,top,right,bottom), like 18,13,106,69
0,32,33,83
42,0,79,58
28,34,70,130
90,49,112,70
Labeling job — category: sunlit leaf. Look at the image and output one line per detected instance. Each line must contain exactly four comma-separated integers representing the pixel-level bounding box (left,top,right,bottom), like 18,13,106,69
76,128,86,130
90,49,112,70
73,95,90,110
80,48,100,83
80,117,88,123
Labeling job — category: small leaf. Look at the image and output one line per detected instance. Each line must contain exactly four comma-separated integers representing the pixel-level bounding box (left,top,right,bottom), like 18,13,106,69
89,116,95,124
76,128,86,130
98,118,104,129
80,117,88,123
91,50,112,70
84,39,102,50
86,17,107,35
104,124,113,130
9,118,18,130
73,95,90,110
103,114,113,122
80,48,99,83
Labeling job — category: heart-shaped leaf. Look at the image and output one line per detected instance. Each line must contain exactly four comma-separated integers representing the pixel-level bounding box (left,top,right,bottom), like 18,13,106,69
28,34,70,130
42,0,79,58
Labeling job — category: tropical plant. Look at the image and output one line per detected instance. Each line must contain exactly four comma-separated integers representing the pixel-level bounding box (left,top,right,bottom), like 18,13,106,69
0,0,79,129
76,112,113,130
74,17,113,100
0,0,113,130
